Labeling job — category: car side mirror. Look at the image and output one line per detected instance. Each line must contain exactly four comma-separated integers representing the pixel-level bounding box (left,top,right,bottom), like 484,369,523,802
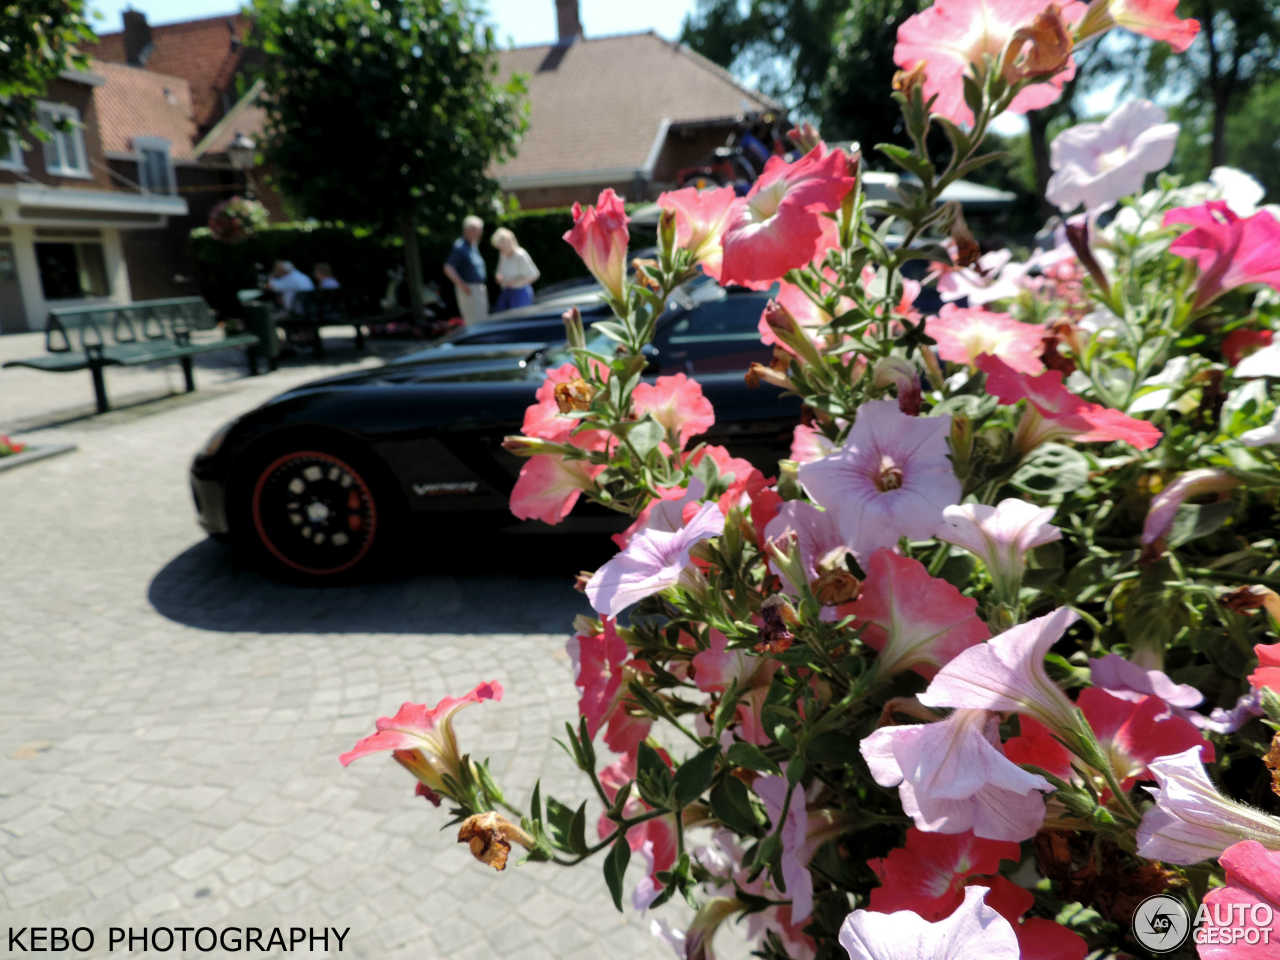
641,343,660,373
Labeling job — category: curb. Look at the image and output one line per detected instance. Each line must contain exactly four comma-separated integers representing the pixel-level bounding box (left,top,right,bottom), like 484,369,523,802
0,442,77,473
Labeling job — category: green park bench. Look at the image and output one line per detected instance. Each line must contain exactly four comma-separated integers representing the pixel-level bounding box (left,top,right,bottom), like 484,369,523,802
278,288,367,355
3,297,264,414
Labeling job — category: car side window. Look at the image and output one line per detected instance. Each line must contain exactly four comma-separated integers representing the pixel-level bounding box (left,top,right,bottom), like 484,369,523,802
655,294,771,375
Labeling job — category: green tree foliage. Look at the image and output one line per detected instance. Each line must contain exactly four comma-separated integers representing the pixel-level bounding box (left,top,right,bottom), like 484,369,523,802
1140,0,1280,169
0,1,95,139
247,0,527,317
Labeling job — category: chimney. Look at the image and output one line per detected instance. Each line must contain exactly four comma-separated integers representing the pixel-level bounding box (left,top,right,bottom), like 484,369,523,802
555,0,582,45
123,9,153,67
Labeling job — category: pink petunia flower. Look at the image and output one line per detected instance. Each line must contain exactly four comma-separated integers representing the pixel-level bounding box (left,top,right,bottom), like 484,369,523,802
977,354,1163,451
894,0,1086,128
1076,688,1214,788
849,549,990,679
631,373,715,450
868,828,1022,920
339,681,503,804
861,709,1053,841
839,885,1021,960
719,144,856,289
1088,653,1204,709
926,304,1047,375
1141,468,1239,547
1136,747,1280,865
764,500,851,592
1251,644,1280,694
797,399,960,562
1199,841,1280,960
935,249,1031,305
754,775,814,923
936,498,1061,600
585,501,724,616
569,619,652,757
656,185,744,282
791,423,837,464
1045,100,1179,213
918,606,1081,736
564,187,629,301
509,454,605,526
1080,0,1200,51
1164,202,1280,309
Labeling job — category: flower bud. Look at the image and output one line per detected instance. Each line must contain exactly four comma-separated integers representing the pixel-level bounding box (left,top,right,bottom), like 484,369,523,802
561,306,586,350
872,356,922,416
659,207,679,262
1002,4,1073,83
501,435,571,458
946,203,981,268
786,121,823,154
763,299,826,370
1063,216,1111,297
457,812,534,872
554,378,594,413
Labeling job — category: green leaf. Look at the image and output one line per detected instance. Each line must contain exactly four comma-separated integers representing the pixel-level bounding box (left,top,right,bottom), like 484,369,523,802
568,800,589,855
603,834,631,911
876,142,934,183
1168,500,1236,548
1010,443,1090,496
673,745,720,808
544,796,576,849
725,742,780,774
627,417,667,459
635,742,675,809
710,776,760,835
529,780,542,824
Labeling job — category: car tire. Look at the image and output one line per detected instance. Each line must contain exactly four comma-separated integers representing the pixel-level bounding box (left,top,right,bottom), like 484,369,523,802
233,437,403,582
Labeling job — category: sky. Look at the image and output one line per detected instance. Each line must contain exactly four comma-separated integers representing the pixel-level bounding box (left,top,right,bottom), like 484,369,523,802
86,0,699,44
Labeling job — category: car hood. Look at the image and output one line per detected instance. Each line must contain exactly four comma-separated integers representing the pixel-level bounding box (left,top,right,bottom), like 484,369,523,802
264,341,549,400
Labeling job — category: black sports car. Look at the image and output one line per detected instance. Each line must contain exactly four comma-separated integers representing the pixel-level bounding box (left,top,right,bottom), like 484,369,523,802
190,279,801,580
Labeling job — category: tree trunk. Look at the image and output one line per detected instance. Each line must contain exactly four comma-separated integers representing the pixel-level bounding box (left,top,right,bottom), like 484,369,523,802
1028,108,1053,218
401,213,426,323
1210,90,1230,169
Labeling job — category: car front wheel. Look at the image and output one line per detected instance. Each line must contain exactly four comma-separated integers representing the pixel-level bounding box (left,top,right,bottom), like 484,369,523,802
242,445,394,581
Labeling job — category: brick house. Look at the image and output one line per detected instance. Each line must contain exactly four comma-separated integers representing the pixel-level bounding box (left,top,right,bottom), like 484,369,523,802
0,70,190,333
493,0,782,209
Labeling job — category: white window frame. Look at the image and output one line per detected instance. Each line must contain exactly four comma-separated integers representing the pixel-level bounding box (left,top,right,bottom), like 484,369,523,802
36,102,90,179
133,136,175,195
0,130,24,170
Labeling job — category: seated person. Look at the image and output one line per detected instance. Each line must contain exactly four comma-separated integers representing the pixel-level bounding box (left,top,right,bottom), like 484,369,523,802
314,262,341,290
266,260,315,312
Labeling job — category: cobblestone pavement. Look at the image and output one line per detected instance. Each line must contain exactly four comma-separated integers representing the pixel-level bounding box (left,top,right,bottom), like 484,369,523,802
0,335,697,959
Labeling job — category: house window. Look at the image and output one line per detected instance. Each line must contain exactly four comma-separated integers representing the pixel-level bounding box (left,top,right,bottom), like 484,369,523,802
36,103,89,178
0,131,23,170
134,137,174,194
34,235,110,300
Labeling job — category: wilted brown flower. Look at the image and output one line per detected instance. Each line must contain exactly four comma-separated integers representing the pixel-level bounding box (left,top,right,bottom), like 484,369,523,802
812,569,861,606
457,812,534,872
554,378,594,413
1002,5,1073,83
892,60,927,97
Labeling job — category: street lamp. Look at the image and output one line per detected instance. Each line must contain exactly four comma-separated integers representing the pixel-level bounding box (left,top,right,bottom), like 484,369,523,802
227,131,256,198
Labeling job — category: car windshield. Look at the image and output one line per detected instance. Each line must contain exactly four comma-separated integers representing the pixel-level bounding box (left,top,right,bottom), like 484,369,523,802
539,273,725,370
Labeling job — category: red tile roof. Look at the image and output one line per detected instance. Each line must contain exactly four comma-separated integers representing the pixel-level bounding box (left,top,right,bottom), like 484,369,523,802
90,60,198,160
194,79,267,156
494,32,780,184
84,12,248,129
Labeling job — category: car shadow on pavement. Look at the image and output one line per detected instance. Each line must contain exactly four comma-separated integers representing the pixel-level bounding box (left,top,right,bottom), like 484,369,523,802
148,533,616,635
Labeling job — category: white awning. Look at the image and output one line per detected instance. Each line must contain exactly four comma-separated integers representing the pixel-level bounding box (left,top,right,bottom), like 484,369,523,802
0,184,187,228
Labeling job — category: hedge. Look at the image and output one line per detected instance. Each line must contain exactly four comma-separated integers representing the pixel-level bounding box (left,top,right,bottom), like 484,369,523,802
188,207,656,319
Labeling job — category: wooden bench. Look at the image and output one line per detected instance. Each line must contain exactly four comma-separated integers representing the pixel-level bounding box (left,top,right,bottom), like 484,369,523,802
2,297,263,414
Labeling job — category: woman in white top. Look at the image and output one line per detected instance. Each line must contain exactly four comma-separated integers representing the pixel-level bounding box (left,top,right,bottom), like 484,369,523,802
491,227,540,312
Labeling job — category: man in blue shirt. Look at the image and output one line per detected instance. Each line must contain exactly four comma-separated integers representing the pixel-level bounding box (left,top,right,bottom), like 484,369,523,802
443,215,488,325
